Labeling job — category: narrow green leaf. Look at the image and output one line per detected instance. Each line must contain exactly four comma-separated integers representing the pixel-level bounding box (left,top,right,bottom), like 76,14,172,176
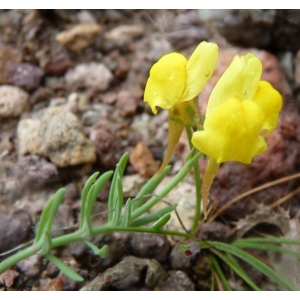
132,165,171,210
108,153,128,222
80,172,99,226
210,254,232,291
118,152,129,173
210,248,260,291
35,196,54,243
130,204,176,227
233,237,300,247
150,213,171,230
46,188,66,233
208,241,297,291
98,244,109,258
232,242,300,259
35,188,66,243
88,171,113,216
44,253,83,282
81,185,95,234
120,198,132,227
112,177,123,226
37,230,52,256
226,252,260,290
108,171,117,222
84,241,109,258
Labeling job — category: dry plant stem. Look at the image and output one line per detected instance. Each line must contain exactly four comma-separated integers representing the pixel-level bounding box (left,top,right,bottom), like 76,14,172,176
207,172,300,224
213,271,224,291
268,186,300,209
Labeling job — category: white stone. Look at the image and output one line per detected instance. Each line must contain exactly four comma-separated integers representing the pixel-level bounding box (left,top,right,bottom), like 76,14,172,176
0,85,29,118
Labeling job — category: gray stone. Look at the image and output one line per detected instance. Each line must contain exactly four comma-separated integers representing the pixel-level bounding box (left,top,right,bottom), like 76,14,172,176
147,36,173,62
0,178,23,202
81,110,102,126
216,10,276,48
77,10,97,24
145,259,168,288
65,62,113,91
81,255,149,291
0,210,31,253
156,270,195,291
17,107,97,167
130,113,152,140
17,254,41,278
103,256,149,290
80,273,107,291
128,233,170,263
167,26,210,50
122,174,147,198
40,107,97,167
169,244,192,270
198,9,232,22
17,155,59,189
150,176,197,232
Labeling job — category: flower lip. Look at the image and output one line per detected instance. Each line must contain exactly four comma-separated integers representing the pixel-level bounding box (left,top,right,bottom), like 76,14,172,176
192,53,283,165
192,97,268,164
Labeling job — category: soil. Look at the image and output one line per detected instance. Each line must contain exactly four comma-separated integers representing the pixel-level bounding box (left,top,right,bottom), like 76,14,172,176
1,9,300,291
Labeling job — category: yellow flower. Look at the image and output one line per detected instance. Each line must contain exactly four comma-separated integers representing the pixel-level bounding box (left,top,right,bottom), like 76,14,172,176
191,53,282,219
144,41,218,114
144,41,219,177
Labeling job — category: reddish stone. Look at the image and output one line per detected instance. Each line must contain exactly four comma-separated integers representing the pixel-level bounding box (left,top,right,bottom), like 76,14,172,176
0,43,21,84
42,53,72,76
129,141,159,178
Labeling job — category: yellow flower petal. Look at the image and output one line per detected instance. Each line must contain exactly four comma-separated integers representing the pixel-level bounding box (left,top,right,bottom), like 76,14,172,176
192,98,267,164
206,54,262,116
144,53,187,114
180,41,219,102
253,81,283,137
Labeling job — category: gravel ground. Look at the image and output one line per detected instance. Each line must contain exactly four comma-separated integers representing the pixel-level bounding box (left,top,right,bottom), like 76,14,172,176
1,9,300,291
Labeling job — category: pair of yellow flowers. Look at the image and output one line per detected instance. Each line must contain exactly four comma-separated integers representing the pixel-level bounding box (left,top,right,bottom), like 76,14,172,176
144,41,282,219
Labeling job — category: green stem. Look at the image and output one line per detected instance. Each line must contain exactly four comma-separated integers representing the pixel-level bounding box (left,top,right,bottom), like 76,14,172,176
92,224,192,239
50,231,83,248
0,152,201,276
0,226,190,276
0,247,36,274
185,126,202,233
